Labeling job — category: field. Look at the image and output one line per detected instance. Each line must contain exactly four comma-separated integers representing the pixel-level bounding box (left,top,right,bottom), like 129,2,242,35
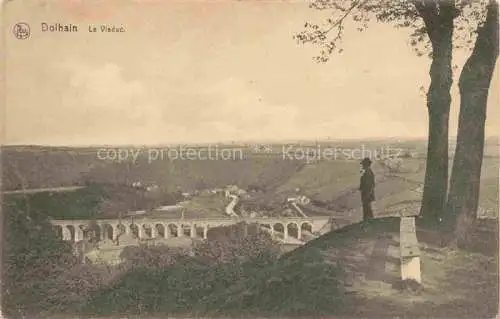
2,138,498,220
2,140,498,319
204,217,498,318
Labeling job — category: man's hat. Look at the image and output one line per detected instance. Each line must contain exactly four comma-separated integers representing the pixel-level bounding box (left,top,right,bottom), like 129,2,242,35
361,157,372,165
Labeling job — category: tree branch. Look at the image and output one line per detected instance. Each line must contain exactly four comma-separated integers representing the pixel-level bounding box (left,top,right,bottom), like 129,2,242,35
413,0,440,39
413,0,456,49
295,0,368,61
477,0,499,59
459,0,499,88
319,0,365,37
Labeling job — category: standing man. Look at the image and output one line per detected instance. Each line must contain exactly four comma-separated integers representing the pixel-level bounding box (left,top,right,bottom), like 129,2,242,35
359,157,375,221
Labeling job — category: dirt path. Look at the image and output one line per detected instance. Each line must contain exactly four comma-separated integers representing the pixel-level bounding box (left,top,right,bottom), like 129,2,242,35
365,234,393,282
344,220,499,318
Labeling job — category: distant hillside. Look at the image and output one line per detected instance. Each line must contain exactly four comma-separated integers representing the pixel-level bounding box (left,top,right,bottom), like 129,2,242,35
3,138,497,190
2,141,497,219
2,146,97,190
1,146,303,191
274,156,497,216
3,183,184,220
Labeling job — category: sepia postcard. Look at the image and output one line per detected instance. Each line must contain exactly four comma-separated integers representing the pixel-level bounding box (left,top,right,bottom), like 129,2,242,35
1,0,499,318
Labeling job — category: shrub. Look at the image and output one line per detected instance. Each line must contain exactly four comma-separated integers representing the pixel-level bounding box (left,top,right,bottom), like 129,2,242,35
120,244,191,270
205,247,347,317
2,197,88,316
83,227,282,316
195,222,281,264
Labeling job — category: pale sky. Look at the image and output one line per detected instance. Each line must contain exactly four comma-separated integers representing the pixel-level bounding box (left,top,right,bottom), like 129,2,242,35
3,0,499,146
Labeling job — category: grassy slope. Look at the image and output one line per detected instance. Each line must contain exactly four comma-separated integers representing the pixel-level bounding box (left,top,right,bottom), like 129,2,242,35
3,148,304,192
2,148,96,189
278,157,498,216
2,145,498,217
180,194,230,218
3,144,498,318
206,217,498,318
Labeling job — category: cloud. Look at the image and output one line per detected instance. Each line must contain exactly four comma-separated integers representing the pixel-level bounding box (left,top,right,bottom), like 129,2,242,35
45,63,429,144
58,61,169,134
40,63,305,144
63,62,154,116
196,77,301,141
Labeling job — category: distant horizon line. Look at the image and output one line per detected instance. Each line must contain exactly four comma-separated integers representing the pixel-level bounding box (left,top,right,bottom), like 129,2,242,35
2,135,498,148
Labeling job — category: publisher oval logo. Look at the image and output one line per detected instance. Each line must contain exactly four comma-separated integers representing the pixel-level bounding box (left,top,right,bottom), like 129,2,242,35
13,22,30,40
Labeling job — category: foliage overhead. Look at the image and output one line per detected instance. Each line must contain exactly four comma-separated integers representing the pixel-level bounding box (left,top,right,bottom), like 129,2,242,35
294,0,489,62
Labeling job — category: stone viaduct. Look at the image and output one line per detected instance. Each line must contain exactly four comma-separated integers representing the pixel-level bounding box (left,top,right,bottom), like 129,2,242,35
50,216,332,243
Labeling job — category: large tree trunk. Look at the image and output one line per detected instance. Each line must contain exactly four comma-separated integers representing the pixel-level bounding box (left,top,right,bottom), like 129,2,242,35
445,1,499,247
415,1,455,222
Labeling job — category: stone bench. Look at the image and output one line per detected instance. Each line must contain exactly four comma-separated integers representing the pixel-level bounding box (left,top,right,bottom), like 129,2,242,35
399,216,421,283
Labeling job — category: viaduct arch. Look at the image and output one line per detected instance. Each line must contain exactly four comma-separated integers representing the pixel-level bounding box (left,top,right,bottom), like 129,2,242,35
50,216,330,243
